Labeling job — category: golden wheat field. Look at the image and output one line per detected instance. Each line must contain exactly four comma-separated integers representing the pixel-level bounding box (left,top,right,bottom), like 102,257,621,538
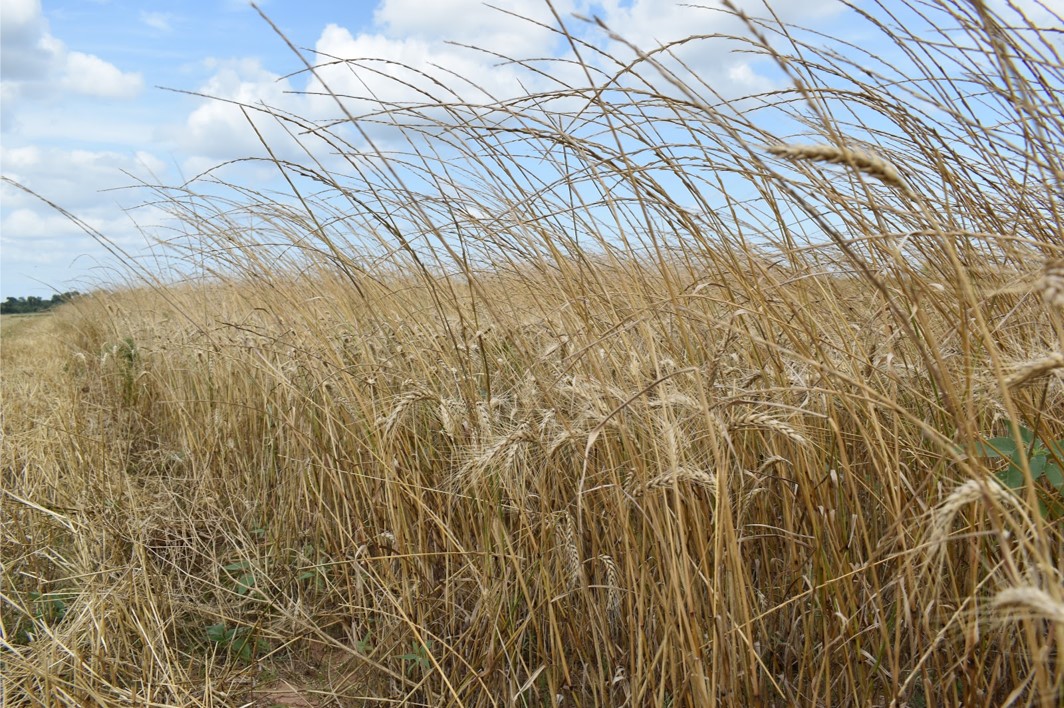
3,1,1064,705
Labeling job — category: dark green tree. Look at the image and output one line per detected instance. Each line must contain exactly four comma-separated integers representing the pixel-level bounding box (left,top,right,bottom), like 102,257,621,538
1,292,81,314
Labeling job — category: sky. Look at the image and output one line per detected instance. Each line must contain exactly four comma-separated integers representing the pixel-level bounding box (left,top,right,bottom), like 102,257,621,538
1,0,1060,298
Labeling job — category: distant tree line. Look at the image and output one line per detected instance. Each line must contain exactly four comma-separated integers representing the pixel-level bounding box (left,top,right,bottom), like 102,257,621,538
1,292,81,314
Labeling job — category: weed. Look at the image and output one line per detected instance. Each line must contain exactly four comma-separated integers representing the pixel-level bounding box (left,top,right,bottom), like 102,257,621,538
205,623,267,663
400,640,435,676
222,560,258,596
973,425,1064,517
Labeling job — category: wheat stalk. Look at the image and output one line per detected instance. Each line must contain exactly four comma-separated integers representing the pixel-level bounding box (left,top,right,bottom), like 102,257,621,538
929,478,1023,553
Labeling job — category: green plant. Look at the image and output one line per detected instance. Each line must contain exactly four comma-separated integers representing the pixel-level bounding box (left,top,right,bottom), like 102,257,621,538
205,623,267,663
5,590,74,643
400,639,435,675
975,426,1064,516
101,335,141,404
29,590,71,624
354,630,373,654
296,565,328,591
223,559,260,597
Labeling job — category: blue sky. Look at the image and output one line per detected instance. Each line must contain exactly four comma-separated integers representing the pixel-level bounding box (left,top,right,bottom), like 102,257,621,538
1,0,1060,298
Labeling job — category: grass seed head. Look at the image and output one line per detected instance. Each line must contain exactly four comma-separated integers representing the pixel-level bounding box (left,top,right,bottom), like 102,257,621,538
1004,351,1064,388
1040,259,1064,309
991,586,1064,624
767,143,911,195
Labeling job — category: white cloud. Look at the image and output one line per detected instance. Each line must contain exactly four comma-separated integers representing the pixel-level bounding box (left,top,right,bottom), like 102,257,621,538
0,0,142,125
1,0,59,81
62,51,143,98
1,144,41,170
1,0,39,26
1,170,170,295
169,21,569,168
140,10,173,31
373,0,574,57
308,23,538,109
4,0,858,297
174,58,308,162
167,0,848,185
0,202,150,290
1,145,169,214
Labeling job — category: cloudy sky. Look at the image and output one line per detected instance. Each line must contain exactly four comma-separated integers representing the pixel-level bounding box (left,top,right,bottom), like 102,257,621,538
0,0,1059,298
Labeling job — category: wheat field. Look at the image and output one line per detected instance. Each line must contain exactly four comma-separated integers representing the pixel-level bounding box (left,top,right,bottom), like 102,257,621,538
2,1,1064,705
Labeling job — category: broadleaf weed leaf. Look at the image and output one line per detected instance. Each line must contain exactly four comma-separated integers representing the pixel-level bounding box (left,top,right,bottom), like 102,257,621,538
1045,463,1064,491
997,466,1025,490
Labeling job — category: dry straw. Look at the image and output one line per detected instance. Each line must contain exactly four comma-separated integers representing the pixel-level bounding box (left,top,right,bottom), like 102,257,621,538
5,0,1063,704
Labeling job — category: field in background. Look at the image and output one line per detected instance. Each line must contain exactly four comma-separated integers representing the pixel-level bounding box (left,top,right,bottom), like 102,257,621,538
3,1,1064,705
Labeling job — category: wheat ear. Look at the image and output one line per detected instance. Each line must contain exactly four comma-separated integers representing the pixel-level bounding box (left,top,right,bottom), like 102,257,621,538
992,586,1064,624
768,143,911,196
1039,259,1064,309
1004,352,1064,388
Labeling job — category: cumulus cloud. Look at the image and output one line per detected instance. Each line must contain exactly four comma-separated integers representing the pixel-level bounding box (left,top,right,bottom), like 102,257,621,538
373,0,575,57
0,0,142,122
173,58,308,164
1,0,61,82
62,51,143,98
1,199,148,293
0,145,169,213
308,23,542,109
171,0,838,173
3,0,854,296
1,151,171,295
178,0,808,160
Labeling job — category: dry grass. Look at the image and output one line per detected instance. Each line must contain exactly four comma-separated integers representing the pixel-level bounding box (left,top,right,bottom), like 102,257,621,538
3,0,1064,705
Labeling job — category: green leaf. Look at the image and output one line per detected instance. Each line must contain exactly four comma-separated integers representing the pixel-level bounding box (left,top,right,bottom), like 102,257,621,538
235,572,256,595
224,560,251,572
206,623,227,643
1039,491,1064,520
1044,463,1064,491
1009,449,1026,474
1019,426,1036,446
232,634,253,661
975,437,1017,458
1028,455,1047,482
997,466,1025,490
